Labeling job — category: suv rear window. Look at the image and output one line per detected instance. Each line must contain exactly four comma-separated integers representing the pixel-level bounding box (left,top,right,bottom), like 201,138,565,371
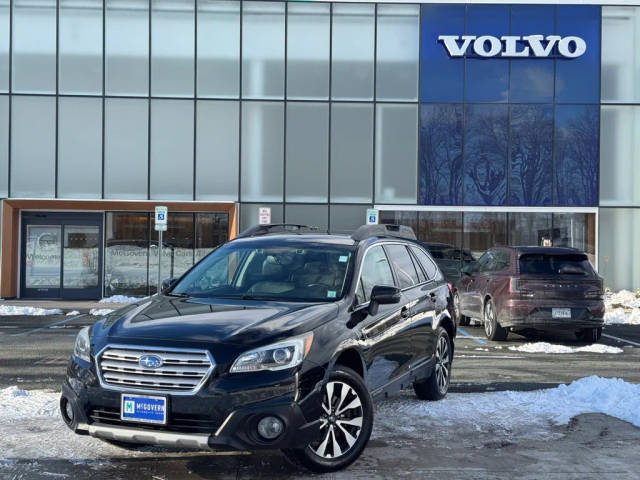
519,254,593,276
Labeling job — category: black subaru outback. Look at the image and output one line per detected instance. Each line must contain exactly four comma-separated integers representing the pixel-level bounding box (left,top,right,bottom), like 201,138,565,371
61,224,456,472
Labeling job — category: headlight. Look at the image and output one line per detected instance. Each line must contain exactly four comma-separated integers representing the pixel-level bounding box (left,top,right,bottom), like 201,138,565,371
230,333,313,373
73,326,91,363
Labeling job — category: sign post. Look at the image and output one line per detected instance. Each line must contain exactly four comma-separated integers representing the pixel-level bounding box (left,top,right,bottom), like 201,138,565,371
154,206,168,294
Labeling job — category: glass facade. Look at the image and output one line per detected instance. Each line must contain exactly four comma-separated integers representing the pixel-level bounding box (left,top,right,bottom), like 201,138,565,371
0,1,638,292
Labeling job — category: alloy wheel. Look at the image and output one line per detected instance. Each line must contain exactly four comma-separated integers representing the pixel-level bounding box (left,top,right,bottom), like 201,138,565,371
484,303,494,337
310,381,364,459
453,292,460,318
434,335,451,393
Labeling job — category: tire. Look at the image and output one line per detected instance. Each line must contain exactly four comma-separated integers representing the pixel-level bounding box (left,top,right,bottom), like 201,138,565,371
282,367,373,473
576,327,602,343
453,291,470,327
483,299,508,341
413,327,452,401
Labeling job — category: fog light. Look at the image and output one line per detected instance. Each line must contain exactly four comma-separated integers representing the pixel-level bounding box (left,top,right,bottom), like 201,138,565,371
257,416,284,440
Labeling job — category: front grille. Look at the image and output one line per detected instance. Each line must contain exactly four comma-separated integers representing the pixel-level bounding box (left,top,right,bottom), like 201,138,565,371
89,408,220,433
97,346,215,394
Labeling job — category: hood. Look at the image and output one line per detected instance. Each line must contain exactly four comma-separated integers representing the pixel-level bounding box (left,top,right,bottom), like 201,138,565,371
91,295,339,353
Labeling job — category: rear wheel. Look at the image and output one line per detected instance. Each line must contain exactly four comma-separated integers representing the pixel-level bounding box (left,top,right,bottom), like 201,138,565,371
484,299,508,341
282,367,373,473
413,327,452,401
576,327,602,343
453,291,470,327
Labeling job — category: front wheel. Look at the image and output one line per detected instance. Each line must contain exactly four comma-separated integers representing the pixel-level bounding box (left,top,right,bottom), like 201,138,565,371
413,327,452,401
282,367,373,473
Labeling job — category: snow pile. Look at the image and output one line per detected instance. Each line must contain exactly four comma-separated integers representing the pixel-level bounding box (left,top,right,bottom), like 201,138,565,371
89,308,114,316
376,376,640,444
508,342,623,354
0,305,62,316
605,289,640,325
66,310,80,316
99,295,141,304
0,387,60,420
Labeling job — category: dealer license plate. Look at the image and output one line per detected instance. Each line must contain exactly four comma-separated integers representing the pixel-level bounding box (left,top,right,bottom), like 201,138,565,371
552,308,571,319
121,394,167,424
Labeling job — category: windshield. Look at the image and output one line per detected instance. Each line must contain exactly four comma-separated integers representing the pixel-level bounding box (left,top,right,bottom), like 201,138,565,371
519,254,593,276
171,241,354,302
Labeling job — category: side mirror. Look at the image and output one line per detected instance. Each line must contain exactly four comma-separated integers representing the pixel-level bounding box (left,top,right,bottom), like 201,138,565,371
162,277,178,292
369,285,401,305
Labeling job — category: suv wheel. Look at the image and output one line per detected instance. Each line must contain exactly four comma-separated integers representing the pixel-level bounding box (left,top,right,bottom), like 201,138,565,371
413,326,452,401
282,367,373,473
454,291,470,326
484,299,507,341
576,327,602,343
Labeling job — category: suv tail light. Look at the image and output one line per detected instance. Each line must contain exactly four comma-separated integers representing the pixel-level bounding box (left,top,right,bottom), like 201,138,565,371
509,277,534,298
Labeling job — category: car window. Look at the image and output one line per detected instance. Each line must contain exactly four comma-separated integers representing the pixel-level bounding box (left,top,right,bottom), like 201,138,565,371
519,253,593,275
477,250,510,273
410,246,438,280
356,245,395,304
385,244,420,289
476,251,494,272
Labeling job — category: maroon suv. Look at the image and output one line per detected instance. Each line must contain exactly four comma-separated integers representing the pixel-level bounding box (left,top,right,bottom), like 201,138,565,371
454,247,605,342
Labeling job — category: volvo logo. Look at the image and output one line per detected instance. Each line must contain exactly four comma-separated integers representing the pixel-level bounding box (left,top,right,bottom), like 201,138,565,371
438,35,586,59
139,354,163,369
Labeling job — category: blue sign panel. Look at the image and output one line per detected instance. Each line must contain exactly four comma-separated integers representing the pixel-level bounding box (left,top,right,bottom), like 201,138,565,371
121,394,167,424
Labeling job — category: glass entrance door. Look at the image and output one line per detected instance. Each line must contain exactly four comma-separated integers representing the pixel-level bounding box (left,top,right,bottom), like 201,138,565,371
21,213,103,299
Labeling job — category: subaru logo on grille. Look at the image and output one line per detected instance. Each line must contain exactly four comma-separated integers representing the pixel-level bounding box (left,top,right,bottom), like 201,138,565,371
139,354,163,369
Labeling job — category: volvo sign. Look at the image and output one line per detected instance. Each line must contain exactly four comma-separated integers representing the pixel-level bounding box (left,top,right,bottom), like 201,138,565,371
438,35,586,58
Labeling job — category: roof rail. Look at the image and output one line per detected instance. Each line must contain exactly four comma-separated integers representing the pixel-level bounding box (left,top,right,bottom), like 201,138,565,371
236,223,319,239
351,224,417,242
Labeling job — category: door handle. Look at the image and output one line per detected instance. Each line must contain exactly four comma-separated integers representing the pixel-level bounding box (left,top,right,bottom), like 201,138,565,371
400,307,410,319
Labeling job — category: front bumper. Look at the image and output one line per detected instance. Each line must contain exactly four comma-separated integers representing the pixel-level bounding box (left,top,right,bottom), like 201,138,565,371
500,300,604,330
61,359,325,451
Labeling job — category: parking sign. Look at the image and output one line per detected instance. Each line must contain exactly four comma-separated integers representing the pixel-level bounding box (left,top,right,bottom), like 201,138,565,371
154,206,168,231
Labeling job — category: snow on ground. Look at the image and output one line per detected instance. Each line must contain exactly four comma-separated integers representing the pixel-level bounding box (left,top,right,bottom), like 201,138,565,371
89,308,115,316
605,289,640,325
0,305,62,316
66,310,80,316
508,342,623,354
99,296,141,304
1,376,639,460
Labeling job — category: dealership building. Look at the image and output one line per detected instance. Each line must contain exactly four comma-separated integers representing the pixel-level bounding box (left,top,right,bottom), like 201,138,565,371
0,0,639,299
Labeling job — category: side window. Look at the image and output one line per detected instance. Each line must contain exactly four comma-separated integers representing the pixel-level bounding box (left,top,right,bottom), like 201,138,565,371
476,251,494,272
410,246,438,280
493,250,511,271
356,245,395,304
385,244,420,289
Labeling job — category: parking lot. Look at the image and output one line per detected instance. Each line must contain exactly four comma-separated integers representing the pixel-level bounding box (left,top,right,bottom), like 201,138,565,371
1,313,639,479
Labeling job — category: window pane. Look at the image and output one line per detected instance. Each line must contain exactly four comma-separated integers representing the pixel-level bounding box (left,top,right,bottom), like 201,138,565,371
376,104,419,203
195,213,229,262
106,0,149,96
463,212,507,259
507,213,552,247
10,96,55,197
241,102,284,202
25,225,61,288
509,105,553,206
599,208,640,291
552,213,596,264
242,1,284,99
58,97,102,199
358,245,395,303
12,0,56,93
419,104,463,205
105,212,149,297
286,103,328,202
509,5,554,103
600,106,640,206
419,5,464,103
197,0,239,98
149,212,194,293
330,103,373,203
555,6,601,104
240,203,283,233
329,204,368,234
385,244,419,289
376,4,419,101
0,0,8,92
602,7,640,103
464,104,508,206
285,204,328,232
418,211,462,247
0,96,7,196
151,0,194,97
465,5,509,103
554,105,599,206
331,3,374,101
150,100,194,200
380,210,418,235
196,101,239,201
59,0,102,94
104,98,149,199
287,2,329,100
63,226,100,288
